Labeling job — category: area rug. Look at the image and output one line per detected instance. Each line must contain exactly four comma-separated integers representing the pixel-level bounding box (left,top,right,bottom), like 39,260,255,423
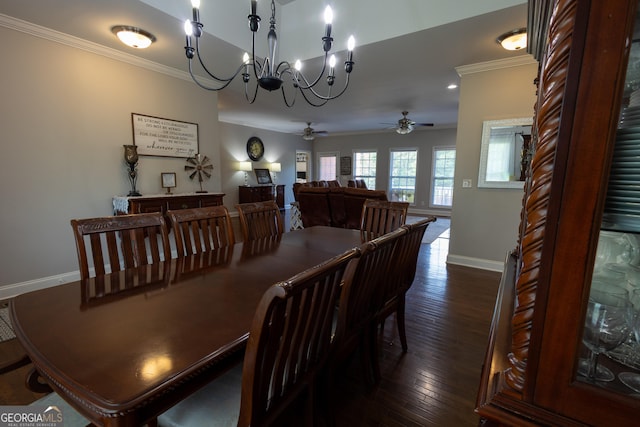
0,305,16,342
407,216,450,244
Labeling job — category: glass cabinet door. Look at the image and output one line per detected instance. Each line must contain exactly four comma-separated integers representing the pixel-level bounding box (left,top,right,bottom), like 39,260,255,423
576,5,640,397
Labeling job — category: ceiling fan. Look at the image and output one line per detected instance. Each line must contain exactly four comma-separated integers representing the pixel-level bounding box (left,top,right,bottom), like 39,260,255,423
385,111,434,134
300,122,328,141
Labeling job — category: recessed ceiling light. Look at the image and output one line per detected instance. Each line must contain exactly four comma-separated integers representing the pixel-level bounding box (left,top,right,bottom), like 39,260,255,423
496,28,527,51
111,26,156,49
447,84,458,90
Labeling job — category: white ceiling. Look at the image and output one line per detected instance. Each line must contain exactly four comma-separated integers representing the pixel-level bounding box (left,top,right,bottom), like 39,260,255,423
0,0,531,137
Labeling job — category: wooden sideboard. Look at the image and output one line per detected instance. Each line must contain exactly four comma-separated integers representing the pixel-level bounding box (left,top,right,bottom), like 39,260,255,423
239,185,284,209
113,193,225,216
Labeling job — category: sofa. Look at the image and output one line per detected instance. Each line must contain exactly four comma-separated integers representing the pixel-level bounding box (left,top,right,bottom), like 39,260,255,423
295,186,388,229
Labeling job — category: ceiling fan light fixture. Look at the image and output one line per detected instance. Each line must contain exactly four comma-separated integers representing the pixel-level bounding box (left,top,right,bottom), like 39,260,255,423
302,134,315,141
496,28,527,51
111,25,156,49
396,125,414,135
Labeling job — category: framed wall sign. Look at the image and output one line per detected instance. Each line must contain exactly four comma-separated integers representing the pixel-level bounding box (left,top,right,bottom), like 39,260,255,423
254,168,273,184
340,156,352,175
161,172,176,193
132,113,198,158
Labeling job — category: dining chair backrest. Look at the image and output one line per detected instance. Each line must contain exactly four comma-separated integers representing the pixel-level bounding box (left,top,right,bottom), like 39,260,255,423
167,206,235,256
237,247,359,426
70,213,171,280
332,228,405,384
397,217,436,291
236,201,284,241
360,199,410,242
373,216,435,358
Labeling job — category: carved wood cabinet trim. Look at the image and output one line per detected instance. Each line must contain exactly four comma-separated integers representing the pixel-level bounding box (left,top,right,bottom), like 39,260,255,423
507,0,579,394
478,0,640,424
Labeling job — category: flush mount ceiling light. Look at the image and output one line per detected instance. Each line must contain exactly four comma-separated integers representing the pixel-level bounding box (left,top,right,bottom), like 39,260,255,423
496,28,527,51
111,26,156,49
183,0,355,107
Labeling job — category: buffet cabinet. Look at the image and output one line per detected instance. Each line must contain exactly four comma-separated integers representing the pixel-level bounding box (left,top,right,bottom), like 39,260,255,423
476,0,640,426
112,193,225,216
238,185,285,209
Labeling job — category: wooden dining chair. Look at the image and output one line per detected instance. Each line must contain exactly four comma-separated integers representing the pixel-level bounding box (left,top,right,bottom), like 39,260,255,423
375,217,435,353
158,248,360,427
70,212,171,280
331,228,406,387
360,199,410,242
236,201,284,241
167,205,235,256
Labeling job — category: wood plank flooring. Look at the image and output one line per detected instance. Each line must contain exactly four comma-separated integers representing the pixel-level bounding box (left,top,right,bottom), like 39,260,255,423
0,235,501,426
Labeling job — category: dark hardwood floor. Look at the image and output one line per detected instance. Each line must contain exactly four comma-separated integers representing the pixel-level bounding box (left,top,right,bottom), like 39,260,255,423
0,234,501,426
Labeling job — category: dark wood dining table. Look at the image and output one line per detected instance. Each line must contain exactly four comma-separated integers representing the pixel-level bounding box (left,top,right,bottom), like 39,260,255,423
10,226,362,427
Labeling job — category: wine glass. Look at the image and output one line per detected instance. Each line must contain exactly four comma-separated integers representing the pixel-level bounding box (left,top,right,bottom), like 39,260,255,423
578,286,631,382
619,288,640,392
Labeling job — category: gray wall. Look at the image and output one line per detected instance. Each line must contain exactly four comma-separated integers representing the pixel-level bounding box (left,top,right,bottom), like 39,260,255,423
0,25,223,293
448,61,538,270
218,122,311,208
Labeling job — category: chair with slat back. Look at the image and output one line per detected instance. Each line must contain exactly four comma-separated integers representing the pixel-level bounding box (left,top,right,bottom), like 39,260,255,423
236,201,284,241
368,216,435,383
360,199,410,242
158,248,360,427
330,228,406,389
70,213,171,280
167,206,235,257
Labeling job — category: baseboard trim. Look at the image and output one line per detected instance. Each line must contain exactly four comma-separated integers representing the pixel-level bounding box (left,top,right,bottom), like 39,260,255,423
0,271,80,301
408,208,451,217
446,254,504,272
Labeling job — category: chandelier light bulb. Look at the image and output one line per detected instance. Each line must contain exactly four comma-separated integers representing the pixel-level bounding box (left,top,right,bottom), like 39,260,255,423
184,20,193,36
347,35,355,51
294,60,302,71
329,55,336,69
243,52,250,64
191,0,200,9
324,6,333,25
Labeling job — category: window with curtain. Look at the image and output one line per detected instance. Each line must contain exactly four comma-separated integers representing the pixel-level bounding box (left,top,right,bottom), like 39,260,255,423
353,150,377,189
485,129,515,181
431,147,456,207
389,149,417,203
318,153,337,181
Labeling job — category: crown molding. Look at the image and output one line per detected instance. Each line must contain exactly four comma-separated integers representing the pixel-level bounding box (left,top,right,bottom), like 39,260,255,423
0,13,214,85
455,55,538,76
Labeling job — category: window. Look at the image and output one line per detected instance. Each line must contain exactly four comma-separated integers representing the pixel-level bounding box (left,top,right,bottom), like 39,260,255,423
389,149,417,203
432,147,456,207
317,152,337,181
353,150,377,189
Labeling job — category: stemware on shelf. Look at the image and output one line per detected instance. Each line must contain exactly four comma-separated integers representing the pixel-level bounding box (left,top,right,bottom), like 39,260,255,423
579,286,632,382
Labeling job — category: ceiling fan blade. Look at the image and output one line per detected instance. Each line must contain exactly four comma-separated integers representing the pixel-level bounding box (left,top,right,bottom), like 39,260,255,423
416,123,435,127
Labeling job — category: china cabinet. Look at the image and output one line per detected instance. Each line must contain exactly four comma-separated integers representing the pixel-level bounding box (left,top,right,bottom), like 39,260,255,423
477,0,640,425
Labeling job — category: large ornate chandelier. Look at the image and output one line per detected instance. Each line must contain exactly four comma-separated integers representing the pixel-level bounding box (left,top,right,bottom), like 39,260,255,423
184,0,355,107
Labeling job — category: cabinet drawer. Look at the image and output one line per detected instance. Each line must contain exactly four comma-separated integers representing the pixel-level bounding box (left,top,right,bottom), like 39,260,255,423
129,200,164,214
167,198,199,210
